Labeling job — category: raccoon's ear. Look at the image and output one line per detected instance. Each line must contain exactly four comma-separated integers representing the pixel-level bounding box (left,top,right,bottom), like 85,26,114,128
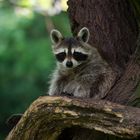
77,27,90,43
50,29,63,44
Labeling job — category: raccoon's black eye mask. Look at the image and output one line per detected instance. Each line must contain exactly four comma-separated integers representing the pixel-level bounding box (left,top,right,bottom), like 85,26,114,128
73,52,88,61
55,52,66,62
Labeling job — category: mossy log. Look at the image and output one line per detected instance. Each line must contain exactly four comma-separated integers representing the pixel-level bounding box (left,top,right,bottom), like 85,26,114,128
6,96,140,140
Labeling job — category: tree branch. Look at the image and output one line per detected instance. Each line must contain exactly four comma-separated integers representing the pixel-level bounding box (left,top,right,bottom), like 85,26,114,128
6,96,140,140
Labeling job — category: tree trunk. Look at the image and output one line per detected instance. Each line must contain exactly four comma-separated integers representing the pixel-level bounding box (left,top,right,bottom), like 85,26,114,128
67,0,140,105
68,0,138,69
6,0,140,140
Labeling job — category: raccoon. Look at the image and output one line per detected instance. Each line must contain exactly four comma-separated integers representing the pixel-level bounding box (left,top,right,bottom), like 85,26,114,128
48,27,116,99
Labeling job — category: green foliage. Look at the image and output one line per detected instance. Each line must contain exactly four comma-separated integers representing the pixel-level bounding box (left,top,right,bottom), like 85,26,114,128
129,0,140,25
0,6,70,140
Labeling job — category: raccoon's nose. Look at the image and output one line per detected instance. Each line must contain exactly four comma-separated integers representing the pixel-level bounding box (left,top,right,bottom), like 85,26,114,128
66,61,73,68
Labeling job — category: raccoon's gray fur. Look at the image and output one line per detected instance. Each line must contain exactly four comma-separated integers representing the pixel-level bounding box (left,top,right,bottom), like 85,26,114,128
48,27,116,99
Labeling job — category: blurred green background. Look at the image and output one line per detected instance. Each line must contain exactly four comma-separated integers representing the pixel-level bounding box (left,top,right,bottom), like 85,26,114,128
0,0,140,139
0,0,70,139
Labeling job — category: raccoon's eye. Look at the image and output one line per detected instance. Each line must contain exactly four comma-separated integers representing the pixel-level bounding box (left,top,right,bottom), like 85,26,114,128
55,52,66,62
73,52,88,61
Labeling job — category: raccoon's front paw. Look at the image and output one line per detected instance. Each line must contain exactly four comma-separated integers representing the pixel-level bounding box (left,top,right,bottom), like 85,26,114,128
61,92,73,97
64,81,89,98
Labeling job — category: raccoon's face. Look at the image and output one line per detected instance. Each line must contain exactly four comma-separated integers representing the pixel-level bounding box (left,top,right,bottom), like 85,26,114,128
50,27,91,69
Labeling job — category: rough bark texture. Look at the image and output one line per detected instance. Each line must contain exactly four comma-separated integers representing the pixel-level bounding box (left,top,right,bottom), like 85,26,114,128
67,0,140,105
6,0,140,140
68,0,138,70
6,96,140,140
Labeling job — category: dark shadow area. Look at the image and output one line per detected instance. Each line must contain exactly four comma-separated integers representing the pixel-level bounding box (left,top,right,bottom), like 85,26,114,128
57,126,139,140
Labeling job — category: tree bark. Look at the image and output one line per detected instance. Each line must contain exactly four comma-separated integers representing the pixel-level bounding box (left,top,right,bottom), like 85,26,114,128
67,0,140,105
6,96,140,140
68,0,138,70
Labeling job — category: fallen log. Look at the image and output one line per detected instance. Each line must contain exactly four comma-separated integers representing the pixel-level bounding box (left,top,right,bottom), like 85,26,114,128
6,96,140,140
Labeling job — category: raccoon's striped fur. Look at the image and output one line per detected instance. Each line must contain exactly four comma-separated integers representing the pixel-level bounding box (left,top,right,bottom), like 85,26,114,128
48,27,116,99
